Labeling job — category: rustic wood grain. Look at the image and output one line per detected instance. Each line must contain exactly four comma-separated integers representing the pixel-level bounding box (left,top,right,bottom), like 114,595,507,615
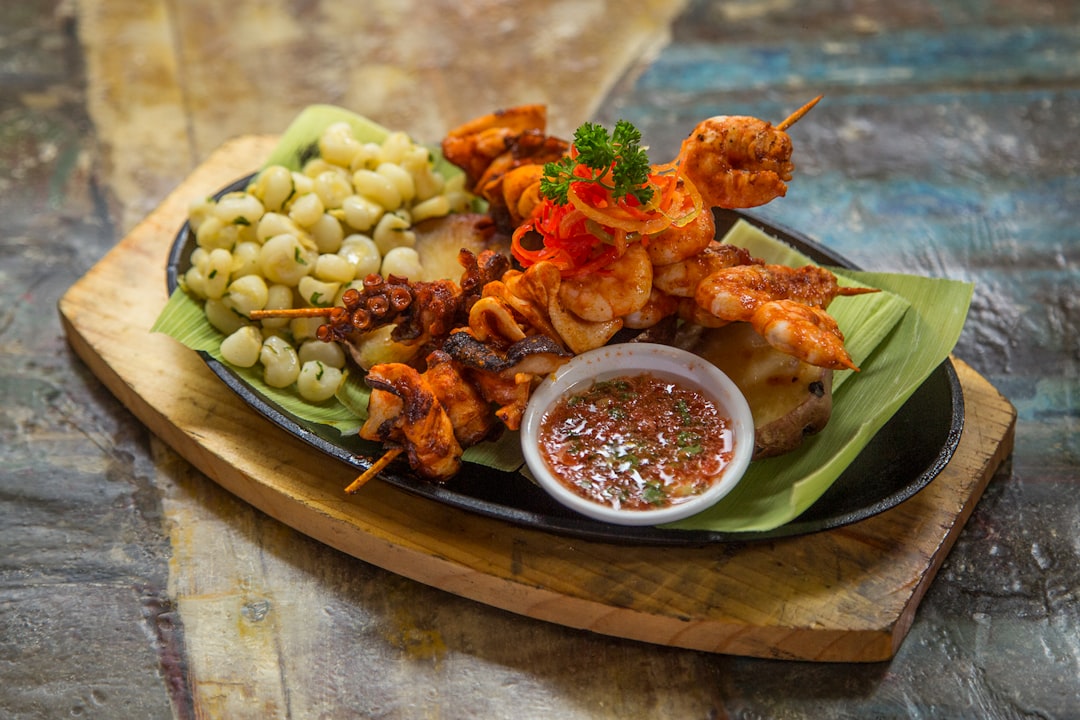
58,136,1016,662
77,0,688,235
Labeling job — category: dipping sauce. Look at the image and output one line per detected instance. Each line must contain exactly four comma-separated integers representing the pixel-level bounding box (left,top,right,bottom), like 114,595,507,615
537,373,736,511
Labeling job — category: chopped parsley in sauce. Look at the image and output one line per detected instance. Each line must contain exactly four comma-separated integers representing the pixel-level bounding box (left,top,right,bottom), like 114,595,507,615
538,373,735,511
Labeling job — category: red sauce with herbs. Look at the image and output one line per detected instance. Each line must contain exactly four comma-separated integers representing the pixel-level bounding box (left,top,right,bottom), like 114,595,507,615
538,373,736,511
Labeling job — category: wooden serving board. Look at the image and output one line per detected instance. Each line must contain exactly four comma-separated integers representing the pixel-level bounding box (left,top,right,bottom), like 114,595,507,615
60,136,1016,662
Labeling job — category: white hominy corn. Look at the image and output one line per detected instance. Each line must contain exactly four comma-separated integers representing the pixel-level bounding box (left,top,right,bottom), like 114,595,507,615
409,195,451,223
260,335,300,388
260,284,294,329
215,192,265,227
220,326,263,367
288,192,325,228
352,169,402,210
249,165,294,212
313,170,353,210
224,274,269,317
309,213,344,253
195,216,229,251
298,339,346,369
256,212,306,244
185,117,477,403
301,157,346,180
203,248,233,299
340,194,384,232
446,190,472,213
189,247,209,272
259,234,314,286
231,241,262,278
377,131,412,165
314,253,356,284
349,142,383,172
338,235,381,278
318,122,363,167
296,360,343,402
372,211,415,255
289,316,325,343
204,298,246,335
403,146,444,201
291,171,315,196
182,265,208,298
380,246,422,279
298,276,340,308
376,162,415,204
187,197,216,233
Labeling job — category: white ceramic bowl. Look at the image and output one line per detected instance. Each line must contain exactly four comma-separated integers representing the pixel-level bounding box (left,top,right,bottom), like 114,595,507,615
520,343,755,526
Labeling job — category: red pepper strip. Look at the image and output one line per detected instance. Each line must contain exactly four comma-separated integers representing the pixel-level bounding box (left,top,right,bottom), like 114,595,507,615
513,202,601,272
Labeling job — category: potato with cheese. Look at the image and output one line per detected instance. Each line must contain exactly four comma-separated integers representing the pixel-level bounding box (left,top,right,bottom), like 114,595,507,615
688,322,833,459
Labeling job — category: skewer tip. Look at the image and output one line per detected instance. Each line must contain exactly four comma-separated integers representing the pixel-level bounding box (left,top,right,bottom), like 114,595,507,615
776,95,823,131
345,446,404,494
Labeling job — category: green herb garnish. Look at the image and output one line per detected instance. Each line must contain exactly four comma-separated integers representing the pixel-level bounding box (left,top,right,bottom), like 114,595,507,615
539,120,654,206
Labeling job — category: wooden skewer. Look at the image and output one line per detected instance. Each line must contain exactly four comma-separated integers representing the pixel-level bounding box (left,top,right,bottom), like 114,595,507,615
249,307,335,320
776,95,823,131
344,447,404,494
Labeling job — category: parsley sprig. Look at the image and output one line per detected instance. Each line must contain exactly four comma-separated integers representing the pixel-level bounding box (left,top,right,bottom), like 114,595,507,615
539,120,654,206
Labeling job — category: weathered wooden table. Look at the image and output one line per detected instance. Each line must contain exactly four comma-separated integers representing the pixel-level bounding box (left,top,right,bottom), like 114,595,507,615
3,1,1077,717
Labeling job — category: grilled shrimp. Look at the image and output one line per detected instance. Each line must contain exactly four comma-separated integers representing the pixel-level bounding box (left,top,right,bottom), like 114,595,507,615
750,300,857,371
644,208,716,266
678,96,821,209
441,104,549,188
623,288,680,329
651,241,759,298
557,243,652,323
694,263,865,318
441,105,568,228
694,263,875,370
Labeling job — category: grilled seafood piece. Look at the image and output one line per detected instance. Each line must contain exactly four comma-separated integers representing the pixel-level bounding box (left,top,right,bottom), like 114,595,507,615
557,243,652,323
694,264,878,370
312,248,510,352
676,96,821,210
360,362,464,481
694,263,871,319
651,240,760,298
442,105,570,229
749,300,856,372
441,104,549,186
422,349,499,447
643,208,716,266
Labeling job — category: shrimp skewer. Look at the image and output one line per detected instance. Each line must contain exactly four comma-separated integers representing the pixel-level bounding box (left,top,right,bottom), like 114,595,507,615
694,264,878,370
776,95,823,131
750,300,857,372
676,96,822,210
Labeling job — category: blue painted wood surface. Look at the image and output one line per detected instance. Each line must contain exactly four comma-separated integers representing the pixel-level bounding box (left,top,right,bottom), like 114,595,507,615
596,5,1079,715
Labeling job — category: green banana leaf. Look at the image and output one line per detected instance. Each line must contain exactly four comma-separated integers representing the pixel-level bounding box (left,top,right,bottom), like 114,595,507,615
664,221,973,531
